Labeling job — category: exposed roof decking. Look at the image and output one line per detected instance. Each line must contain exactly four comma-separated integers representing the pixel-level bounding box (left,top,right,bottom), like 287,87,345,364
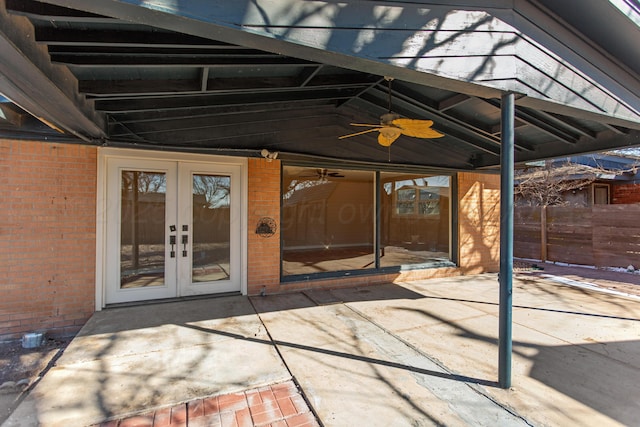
1,0,639,169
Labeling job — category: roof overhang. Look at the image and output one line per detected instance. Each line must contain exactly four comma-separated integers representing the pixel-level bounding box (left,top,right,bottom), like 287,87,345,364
1,0,639,169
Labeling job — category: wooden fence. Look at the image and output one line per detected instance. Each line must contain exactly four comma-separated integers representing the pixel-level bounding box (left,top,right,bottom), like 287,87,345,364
514,204,640,268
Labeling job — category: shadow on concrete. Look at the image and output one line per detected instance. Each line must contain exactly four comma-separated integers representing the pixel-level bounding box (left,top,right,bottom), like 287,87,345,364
394,296,640,426
252,283,426,314
417,293,640,322
85,295,256,335
183,320,498,388
529,340,640,426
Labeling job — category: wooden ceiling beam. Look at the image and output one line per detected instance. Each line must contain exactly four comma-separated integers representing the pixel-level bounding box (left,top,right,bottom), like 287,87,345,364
33,27,239,48
483,98,579,145
437,94,471,112
0,102,25,127
0,7,105,140
111,111,341,138
6,0,110,22
51,54,316,67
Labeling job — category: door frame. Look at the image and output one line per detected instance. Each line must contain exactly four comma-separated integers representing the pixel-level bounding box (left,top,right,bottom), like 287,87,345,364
95,148,248,309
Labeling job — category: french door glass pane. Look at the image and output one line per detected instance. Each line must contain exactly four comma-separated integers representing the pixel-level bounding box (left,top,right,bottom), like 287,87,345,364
192,174,231,282
120,170,166,288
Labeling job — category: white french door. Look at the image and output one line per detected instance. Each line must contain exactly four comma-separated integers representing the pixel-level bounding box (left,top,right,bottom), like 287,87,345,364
104,157,242,304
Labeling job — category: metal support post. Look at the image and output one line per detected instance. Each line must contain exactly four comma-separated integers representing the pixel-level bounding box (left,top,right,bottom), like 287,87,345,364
499,92,515,389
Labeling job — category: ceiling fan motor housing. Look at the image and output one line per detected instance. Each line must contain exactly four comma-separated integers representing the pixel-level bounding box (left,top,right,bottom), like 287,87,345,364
381,112,402,125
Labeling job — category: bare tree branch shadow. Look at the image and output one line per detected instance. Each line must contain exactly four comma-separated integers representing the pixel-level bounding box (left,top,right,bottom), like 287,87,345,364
182,321,498,388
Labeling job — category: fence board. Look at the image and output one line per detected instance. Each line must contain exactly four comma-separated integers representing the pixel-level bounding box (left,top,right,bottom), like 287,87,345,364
547,244,594,265
594,252,640,269
593,227,640,239
514,204,640,268
514,206,541,259
592,204,640,226
514,242,541,259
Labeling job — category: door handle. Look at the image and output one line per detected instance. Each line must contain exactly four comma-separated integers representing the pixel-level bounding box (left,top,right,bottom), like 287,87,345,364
181,234,188,257
169,225,176,258
169,235,176,258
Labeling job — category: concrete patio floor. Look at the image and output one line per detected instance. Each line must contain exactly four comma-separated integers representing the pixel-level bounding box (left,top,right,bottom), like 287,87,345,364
4,271,640,426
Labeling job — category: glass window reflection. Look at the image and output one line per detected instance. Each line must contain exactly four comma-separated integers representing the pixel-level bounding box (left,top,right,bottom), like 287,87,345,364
281,168,374,276
281,166,452,278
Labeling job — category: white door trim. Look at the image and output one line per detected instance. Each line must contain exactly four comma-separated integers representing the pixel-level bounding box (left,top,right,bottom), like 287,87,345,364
95,148,248,309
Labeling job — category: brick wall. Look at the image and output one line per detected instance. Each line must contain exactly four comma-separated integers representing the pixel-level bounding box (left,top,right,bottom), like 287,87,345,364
457,172,501,274
0,140,97,341
612,183,640,204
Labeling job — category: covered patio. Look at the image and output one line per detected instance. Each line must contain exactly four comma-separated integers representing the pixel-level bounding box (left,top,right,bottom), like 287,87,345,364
4,270,640,426
0,0,639,401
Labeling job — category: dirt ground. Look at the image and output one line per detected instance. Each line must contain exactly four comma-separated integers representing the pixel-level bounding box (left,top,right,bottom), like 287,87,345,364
0,337,70,424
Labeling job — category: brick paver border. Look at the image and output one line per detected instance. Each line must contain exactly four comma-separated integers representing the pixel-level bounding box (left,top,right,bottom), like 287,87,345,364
91,380,319,427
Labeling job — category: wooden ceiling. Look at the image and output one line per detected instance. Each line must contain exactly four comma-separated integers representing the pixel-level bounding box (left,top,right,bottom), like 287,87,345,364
1,0,639,170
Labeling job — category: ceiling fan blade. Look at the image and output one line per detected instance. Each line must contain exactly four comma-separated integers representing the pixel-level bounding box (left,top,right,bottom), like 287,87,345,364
349,123,384,127
378,131,401,146
401,128,445,138
392,118,444,138
327,172,345,177
392,118,433,128
338,128,380,139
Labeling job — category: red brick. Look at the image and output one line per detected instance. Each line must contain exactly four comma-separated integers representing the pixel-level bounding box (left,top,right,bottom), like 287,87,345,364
245,389,262,406
170,403,188,424
187,399,205,419
118,414,154,427
276,397,299,417
197,413,222,427
152,407,171,426
284,412,319,427
202,396,220,415
235,407,253,427
250,399,284,425
258,387,276,403
94,421,119,427
271,382,298,400
217,392,248,412
219,411,238,427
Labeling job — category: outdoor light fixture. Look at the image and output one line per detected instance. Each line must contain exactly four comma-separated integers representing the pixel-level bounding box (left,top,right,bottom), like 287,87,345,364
261,149,278,161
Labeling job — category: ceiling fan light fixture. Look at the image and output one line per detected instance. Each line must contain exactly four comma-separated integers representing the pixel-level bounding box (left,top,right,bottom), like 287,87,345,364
380,126,402,139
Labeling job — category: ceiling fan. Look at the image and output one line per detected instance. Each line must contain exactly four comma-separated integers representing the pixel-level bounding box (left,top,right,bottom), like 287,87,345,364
339,77,445,146
300,168,345,180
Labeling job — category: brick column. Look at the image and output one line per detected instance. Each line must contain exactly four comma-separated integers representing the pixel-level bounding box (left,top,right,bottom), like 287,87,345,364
457,172,501,273
247,158,281,295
